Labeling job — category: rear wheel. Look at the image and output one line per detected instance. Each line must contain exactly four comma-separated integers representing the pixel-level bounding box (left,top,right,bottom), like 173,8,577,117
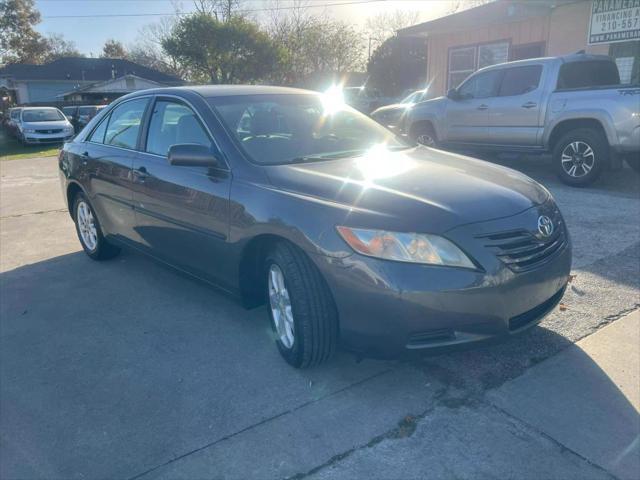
265,241,338,368
553,128,607,186
73,192,120,260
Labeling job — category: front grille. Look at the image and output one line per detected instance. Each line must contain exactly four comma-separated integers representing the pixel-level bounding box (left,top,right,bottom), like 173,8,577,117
477,215,567,272
509,287,566,331
35,129,63,134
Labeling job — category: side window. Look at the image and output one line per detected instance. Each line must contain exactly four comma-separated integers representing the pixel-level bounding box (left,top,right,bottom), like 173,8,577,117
146,100,212,156
458,70,502,99
498,66,542,96
88,114,109,144
104,98,148,150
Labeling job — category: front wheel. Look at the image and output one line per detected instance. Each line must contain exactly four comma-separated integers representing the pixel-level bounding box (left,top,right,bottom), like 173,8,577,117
265,242,338,368
73,192,120,260
411,123,438,147
553,128,607,186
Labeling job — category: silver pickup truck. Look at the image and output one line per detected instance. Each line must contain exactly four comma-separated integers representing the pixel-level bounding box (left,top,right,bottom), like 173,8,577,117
405,54,640,186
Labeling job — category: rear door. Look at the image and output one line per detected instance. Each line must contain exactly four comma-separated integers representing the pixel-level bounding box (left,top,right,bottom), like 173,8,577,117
486,64,545,146
444,69,503,144
80,96,150,241
132,96,232,285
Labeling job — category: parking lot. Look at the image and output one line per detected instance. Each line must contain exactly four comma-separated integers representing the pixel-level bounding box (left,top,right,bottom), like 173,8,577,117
1,154,639,479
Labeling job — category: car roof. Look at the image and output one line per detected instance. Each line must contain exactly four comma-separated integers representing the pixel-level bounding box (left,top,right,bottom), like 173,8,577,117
21,106,62,111
173,85,316,97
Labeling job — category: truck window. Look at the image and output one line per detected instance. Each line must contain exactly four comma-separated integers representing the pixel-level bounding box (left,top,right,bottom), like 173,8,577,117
499,65,543,96
557,61,620,90
458,70,502,99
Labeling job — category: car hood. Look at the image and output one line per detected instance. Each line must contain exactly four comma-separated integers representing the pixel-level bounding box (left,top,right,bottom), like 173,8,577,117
265,146,549,234
21,120,70,130
372,103,411,114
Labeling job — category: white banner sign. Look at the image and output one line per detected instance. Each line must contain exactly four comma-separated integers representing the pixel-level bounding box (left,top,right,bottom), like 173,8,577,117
589,0,640,44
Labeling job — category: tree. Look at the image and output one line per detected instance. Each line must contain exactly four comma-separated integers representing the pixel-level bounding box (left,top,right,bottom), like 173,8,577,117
193,0,242,21
367,35,427,97
101,39,128,59
364,10,420,57
131,16,190,79
163,13,284,84
43,33,83,62
266,2,365,85
0,0,48,64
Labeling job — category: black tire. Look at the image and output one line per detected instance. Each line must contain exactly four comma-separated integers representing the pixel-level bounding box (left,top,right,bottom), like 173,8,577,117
411,123,438,147
553,128,607,186
72,192,120,260
265,241,338,368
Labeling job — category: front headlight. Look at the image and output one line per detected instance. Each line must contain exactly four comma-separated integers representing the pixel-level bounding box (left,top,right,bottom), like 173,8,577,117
336,226,475,269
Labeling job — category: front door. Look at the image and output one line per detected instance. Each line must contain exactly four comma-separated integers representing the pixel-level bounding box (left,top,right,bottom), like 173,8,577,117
444,69,503,145
486,64,545,146
132,97,232,286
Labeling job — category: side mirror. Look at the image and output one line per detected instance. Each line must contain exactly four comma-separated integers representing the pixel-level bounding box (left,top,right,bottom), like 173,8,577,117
447,88,460,100
168,144,221,167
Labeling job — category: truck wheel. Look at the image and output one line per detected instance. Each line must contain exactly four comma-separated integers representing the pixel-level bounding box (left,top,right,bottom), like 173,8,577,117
553,128,607,186
265,241,338,368
412,124,438,147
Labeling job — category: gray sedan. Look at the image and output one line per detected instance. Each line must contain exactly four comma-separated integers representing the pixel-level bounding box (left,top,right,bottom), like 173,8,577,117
59,86,571,368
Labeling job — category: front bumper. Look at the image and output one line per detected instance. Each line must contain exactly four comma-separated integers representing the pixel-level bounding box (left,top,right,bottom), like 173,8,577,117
23,133,73,144
312,204,572,358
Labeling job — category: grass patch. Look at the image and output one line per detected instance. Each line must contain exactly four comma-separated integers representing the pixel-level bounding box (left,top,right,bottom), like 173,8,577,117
0,128,61,161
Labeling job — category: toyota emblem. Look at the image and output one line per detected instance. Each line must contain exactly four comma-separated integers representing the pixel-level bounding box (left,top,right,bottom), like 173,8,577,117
537,215,554,237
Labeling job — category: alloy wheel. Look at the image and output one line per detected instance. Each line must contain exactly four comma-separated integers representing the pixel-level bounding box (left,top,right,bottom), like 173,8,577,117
561,141,595,178
268,264,295,349
76,201,98,251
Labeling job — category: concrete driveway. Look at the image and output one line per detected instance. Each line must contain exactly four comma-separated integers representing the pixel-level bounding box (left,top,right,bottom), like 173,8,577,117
1,155,638,479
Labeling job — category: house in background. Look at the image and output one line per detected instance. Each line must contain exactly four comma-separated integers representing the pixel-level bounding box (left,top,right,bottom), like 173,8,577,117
399,0,640,98
0,57,183,106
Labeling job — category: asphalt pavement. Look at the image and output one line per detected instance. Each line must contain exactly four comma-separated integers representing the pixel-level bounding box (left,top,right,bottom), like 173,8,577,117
1,155,638,479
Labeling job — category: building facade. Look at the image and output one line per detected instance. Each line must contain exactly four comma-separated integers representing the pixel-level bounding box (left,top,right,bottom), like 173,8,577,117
399,0,640,98
0,57,183,107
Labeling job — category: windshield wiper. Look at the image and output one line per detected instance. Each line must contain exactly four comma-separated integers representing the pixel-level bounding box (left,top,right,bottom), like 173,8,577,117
287,150,364,164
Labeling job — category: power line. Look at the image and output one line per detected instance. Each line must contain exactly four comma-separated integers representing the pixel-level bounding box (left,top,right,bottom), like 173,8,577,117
41,0,387,18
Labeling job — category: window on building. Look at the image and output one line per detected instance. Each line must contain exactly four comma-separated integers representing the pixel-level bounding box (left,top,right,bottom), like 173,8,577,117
478,42,509,69
499,65,543,96
448,41,510,89
448,46,476,90
609,41,640,85
510,42,546,61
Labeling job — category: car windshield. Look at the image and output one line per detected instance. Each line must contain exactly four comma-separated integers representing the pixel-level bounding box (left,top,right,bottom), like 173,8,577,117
210,93,410,165
22,109,65,122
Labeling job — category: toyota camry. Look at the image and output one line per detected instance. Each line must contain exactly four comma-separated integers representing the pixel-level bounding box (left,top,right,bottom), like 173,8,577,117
59,86,572,368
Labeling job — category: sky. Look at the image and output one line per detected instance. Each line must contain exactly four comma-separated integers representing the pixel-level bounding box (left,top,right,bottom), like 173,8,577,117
34,0,453,56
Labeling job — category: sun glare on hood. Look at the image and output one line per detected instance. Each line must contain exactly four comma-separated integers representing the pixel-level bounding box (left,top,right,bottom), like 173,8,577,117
355,144,416,183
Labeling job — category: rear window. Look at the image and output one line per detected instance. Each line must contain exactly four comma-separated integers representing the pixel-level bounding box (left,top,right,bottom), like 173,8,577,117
557,61,620,90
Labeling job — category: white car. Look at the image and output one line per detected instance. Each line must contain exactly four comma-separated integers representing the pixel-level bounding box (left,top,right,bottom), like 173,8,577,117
17,107,75,146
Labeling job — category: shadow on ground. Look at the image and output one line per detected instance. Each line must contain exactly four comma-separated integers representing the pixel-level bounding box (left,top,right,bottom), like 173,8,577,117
1,247,637,479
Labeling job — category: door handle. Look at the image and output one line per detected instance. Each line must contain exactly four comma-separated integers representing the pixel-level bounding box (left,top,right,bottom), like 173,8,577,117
477,104,489,110
522,102,537,109
133,166,149,183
